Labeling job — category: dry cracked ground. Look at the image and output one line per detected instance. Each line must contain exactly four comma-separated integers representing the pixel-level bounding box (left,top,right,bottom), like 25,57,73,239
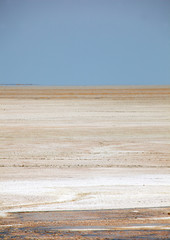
0,86,170,239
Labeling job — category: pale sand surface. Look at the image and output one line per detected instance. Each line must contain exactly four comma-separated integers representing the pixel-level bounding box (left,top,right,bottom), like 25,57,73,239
0,86,170,215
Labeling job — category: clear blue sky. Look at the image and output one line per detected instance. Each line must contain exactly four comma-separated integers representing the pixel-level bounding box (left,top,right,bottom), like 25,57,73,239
0,0,169,85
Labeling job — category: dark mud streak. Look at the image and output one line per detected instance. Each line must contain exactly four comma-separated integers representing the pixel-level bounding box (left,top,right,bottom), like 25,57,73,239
1,207,170,239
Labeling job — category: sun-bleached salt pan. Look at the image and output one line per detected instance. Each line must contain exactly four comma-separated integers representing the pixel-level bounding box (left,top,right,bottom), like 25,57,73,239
0,169,170,213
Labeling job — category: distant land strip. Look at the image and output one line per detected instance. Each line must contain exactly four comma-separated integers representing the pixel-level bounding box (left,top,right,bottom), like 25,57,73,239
0,86,170,99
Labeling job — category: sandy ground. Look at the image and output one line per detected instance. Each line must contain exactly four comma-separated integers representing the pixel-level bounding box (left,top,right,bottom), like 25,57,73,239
0,86,170,238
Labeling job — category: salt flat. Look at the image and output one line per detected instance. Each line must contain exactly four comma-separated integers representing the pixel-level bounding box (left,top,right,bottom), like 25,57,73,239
0,168,170,215
0,86,170,214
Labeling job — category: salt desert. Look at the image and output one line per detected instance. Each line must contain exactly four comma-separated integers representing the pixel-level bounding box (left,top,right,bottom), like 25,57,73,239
0,86,170,239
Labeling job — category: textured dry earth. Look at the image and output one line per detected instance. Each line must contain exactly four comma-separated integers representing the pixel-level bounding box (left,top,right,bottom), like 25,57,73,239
1,207,170,239
0,86,170,239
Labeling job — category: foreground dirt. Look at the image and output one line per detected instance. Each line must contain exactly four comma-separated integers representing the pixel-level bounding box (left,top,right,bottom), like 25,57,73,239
0,207,170,239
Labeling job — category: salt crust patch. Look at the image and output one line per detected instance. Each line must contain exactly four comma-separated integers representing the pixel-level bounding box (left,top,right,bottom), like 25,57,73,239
0,172,170,213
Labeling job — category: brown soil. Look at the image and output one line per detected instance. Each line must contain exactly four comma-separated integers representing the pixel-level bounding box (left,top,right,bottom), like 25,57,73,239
0,207,170,239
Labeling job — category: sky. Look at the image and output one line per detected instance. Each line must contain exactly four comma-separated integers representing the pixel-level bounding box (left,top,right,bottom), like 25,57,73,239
0,0,170,86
